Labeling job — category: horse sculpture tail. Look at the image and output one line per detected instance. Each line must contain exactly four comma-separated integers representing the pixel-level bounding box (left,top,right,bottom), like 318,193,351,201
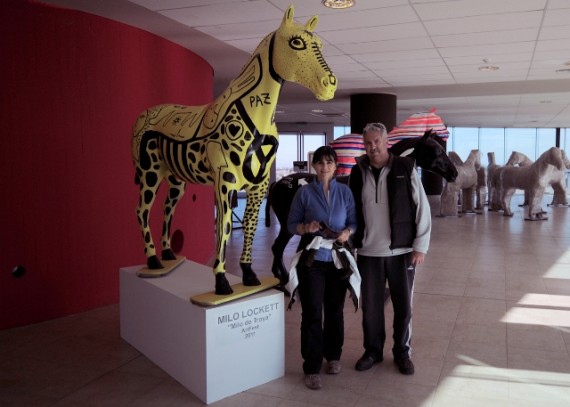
265,181,276,227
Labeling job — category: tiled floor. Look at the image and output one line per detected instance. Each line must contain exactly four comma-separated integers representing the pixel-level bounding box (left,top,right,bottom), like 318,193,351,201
2,193,570,406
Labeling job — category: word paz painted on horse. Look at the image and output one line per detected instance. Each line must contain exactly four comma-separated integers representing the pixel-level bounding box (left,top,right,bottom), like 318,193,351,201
249,93,271,107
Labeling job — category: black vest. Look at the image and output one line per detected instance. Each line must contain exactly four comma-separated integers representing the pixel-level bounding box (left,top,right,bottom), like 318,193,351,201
349,154,416,250
386,156,416,249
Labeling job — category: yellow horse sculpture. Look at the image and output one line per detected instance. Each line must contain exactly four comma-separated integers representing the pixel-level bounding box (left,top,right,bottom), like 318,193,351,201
131,6,337,295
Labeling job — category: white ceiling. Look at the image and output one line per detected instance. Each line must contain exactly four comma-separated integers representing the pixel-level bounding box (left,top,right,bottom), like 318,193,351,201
42,0,570,128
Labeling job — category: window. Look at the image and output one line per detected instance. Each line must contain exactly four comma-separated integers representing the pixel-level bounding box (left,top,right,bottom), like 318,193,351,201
537,128,557,158
449,128,479,160
505,128,537,160
479,128,505,166
275,131,325,180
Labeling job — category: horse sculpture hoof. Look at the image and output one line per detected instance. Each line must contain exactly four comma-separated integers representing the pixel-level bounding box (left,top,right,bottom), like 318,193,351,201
161,249,177,261
215,273,233,295
241,263,261,286
271,261,290,286
147,255,164,269
274,283,291,297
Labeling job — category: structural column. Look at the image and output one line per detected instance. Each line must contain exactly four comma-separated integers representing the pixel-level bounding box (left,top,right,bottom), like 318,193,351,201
350,93,397,134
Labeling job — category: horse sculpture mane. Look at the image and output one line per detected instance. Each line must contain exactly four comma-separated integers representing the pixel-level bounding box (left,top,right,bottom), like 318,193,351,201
131,6,336,295
265,130,457,288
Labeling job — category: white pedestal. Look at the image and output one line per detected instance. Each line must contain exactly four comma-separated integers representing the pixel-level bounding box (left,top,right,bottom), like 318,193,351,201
120,260,285,404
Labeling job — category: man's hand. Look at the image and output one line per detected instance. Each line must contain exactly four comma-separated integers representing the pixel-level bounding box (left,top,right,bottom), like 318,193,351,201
410,251,425,266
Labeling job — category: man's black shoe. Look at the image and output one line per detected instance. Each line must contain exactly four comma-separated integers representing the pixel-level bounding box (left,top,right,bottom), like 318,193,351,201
395,357,415,375
355,352,382,371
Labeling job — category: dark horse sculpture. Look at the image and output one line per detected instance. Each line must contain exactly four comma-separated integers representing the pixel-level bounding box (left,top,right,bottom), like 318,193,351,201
265,130,458,289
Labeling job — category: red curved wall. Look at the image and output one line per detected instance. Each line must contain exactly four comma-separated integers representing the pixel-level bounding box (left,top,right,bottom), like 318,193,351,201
0,0,216,329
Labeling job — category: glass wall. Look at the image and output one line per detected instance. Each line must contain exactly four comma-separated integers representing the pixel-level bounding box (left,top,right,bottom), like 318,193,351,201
536,128,557,157
334,126,351,139
505,128,536,162
446,127,564,165
479,128,505,166
448,128,479,164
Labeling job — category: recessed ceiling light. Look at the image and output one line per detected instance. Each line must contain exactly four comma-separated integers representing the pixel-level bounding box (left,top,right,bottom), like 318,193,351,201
311,109,324,113
322,0,355,9
478,65,499,72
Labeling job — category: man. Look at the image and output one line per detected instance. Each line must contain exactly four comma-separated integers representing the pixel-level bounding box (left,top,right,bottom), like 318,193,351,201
348,122,431,375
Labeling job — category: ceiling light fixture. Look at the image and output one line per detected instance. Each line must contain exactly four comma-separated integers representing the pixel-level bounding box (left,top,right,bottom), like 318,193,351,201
478,65,499,72
478,58,499,72
322,0,355,9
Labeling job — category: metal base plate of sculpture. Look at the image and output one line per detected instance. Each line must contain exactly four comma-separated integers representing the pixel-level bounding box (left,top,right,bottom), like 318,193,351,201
190,277,280,307
136,256,187,278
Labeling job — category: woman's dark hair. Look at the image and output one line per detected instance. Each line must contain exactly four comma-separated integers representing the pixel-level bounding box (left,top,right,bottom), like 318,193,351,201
312,145,337,164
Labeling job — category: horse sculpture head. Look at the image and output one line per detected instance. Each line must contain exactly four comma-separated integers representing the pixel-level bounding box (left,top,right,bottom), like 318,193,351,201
391,130,458,182
506,151,532,167
268,5,337,101
544,146,566,171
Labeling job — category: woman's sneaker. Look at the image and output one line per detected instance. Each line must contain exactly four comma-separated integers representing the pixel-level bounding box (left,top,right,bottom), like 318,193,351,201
304,374,322,390
326,360,341,374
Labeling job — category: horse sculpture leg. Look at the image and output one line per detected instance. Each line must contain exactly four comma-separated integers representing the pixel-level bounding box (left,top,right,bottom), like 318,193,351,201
271,228,292,286
270,199,294,286
550,181,569,206
501,187,516,217
239,185,267,286
134,134,169,269
527,186,547,220
136,179,163,268
160,175,186,260
212,187,235,295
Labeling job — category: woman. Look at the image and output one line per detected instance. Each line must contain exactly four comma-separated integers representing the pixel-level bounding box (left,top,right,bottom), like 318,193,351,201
286,145,358,390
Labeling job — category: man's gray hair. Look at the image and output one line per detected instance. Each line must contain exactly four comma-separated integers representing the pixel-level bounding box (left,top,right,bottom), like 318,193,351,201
362,122,387,136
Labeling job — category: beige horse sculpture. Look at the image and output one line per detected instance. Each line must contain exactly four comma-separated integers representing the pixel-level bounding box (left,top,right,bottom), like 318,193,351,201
505,151,534,206
440,150,481,216
132,6,337,294
499,147,566,220
447,151,486,211
506,150,569,207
